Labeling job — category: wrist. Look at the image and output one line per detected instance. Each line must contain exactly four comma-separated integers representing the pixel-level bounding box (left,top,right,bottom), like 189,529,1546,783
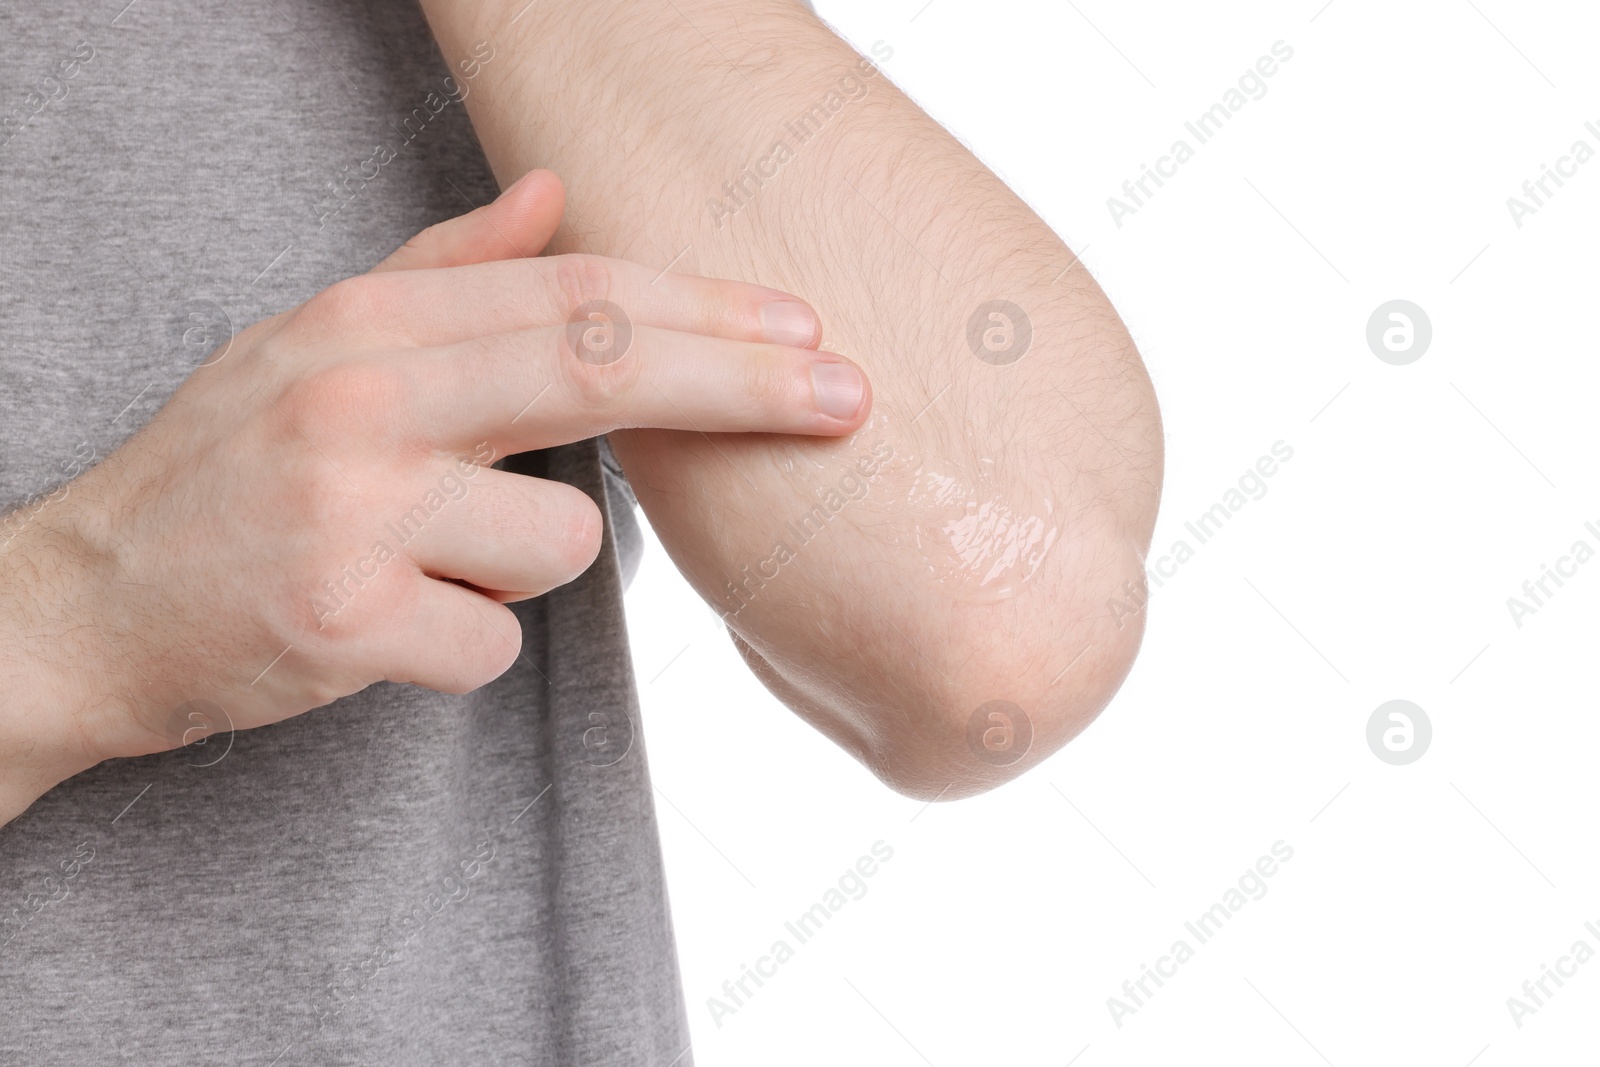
0,501,137,815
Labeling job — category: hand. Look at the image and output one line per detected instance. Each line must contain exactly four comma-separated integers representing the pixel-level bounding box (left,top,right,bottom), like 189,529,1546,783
8,169,871,768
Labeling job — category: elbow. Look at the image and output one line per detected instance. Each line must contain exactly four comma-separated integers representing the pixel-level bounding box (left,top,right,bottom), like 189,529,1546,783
725,499,1159,804
858,593,1150,803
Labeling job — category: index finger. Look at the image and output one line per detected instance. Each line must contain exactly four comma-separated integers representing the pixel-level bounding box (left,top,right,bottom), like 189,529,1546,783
347,254,824,352
399,322,870,455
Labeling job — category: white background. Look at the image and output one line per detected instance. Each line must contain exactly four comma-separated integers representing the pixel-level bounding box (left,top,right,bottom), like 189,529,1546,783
625,2,1600,1064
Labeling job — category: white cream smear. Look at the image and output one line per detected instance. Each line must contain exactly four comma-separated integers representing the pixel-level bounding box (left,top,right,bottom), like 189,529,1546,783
905,465,1059,599
773,408,1061,600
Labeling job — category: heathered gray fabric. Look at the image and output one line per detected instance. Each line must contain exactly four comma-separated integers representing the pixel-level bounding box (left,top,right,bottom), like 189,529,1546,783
0,2,690,1064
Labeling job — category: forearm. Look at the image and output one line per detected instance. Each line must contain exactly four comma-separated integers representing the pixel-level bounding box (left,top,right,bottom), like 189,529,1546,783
0,515,120,825
422,0,1163,795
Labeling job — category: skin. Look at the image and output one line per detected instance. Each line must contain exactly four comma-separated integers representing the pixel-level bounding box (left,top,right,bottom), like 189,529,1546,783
416,0,1164,797
0,3,1163,820
0,169,871,826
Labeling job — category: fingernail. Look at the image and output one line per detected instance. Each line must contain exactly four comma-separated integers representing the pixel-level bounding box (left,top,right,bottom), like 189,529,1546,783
811,360,864,420
760,300,818,348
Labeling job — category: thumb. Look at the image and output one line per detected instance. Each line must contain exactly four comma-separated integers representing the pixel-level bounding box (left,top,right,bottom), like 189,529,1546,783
370,169,565,273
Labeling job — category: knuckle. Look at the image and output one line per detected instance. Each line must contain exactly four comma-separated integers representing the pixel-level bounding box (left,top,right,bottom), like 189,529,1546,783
461,615,523,691
394,226,440,262
532,484,603,580
299,274,392,332
559,494,604,577
275,440,366,539
549,254,619,315
744,346,801,415
277,360,408,432
556,329,643,415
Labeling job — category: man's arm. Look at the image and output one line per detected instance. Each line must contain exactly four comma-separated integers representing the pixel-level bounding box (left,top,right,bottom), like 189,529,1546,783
420,1,1163,797
0,528,110,824
0,176,867,826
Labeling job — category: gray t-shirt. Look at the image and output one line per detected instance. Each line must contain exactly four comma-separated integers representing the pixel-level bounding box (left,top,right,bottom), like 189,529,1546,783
0,3,688,1064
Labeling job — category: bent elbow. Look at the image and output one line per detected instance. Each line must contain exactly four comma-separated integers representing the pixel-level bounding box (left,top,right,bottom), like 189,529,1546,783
859,600,1149,802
